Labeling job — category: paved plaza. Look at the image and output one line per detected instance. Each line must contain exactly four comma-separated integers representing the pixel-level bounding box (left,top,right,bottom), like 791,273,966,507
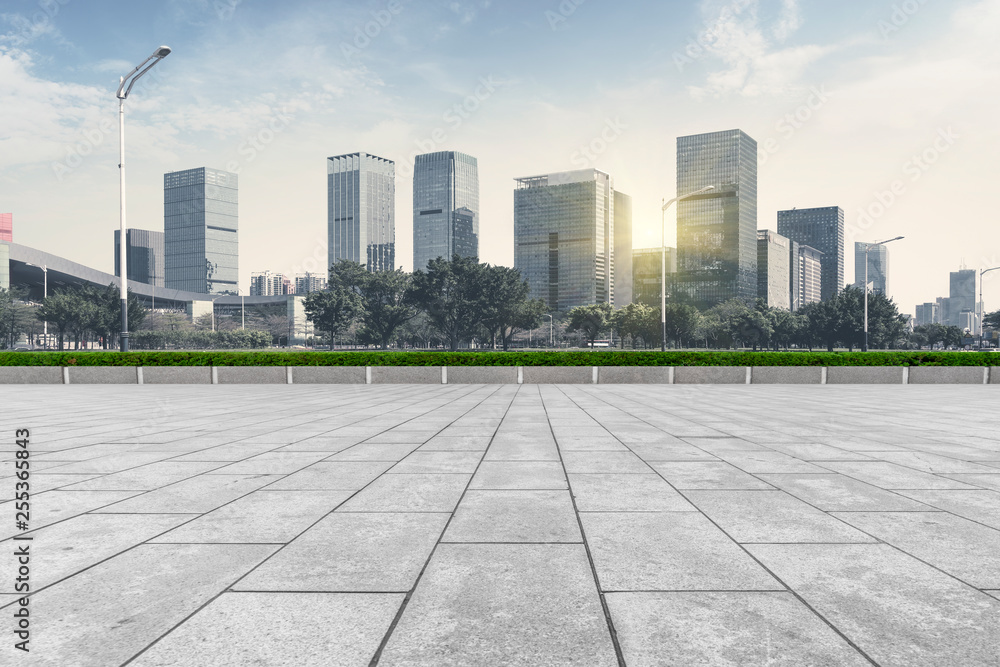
2,384,1000,666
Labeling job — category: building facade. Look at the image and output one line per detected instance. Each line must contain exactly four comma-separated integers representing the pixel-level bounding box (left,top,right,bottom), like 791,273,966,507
613,191,633,305
0,213,11,243
250,271,292,296
675,129,758,309
328,152,395,273
514,169,618,311
114,229,165,287
412,151,479,271
164,167,238,295
757,230,791,309
915,302,940,326
855,242,888,294
791,242,823,311
295,273,327,294
948,269,976,327
777,206,844,302
632,247,676,309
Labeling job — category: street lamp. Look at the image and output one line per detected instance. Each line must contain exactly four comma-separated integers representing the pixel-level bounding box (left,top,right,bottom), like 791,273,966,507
980,266,1000,349
237,288,246,330
545,314,554,347
26,263,47,348
116,45,171,352
661,185,715,351
860,236,903,352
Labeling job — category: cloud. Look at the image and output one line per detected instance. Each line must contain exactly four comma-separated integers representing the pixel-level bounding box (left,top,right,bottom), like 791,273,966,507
0,10,70,48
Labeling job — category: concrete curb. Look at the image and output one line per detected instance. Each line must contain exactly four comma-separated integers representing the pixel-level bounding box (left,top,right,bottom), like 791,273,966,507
1,366,998,385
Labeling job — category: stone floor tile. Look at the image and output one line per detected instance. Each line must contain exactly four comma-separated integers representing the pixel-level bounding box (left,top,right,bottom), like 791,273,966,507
938,473,1000,491
896,489,1000,529
871,451,1000,474
568,473,695,511
443,490,580,543
757,473,932,511
327,443,423,461
817,461,978,490
94,475,279,514
651,461,774,490
387,451,483,474
267,461,394,490
377,544,618,666
469,461,568,489
560,451,650,473
418,436,493,451
716,451,830,474
338,474,471,512
1,490,142,539
60,461,228,491
207,452,331,475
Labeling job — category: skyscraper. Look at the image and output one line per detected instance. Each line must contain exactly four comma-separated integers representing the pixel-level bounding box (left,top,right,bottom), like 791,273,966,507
0,213,11,242
948,269,976,327
164,167,238,294
413,151,479,271
757,230,791,309
514,169,619,311
295,273,327,294
791,242,823,310
777,206,844,302
249,271,292,296
915,302,940,326
632,247,676,309
675,129,758,308
115,229,165,287
328,152,395,273
613,191,633,305
855,242,888,294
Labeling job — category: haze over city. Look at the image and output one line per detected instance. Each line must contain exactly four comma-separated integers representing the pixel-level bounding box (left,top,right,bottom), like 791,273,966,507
2,0,998,314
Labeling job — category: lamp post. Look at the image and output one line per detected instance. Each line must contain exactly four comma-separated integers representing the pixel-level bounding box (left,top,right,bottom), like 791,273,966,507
860,236,903,352
237,288,246,330
26,263,47,348
545,314,553,347
116,45,171,352
661,185,715,351
980,266,1000,349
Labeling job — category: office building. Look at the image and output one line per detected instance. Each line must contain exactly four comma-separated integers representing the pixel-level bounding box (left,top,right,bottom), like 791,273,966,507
0,242,8,290
791,242,823,311
0,213,11,243
777,206,844,302
613,192,633,305
915,302,940,326
675,129,758,308
948,269,976,326
164,167,238,294
413,151,479,271
250,271,292,296
295,273,327,294
855,241,888,294
757,230,791,309
114,229,165,287
514,169,618,311
632,247,676,309
328,152,395,273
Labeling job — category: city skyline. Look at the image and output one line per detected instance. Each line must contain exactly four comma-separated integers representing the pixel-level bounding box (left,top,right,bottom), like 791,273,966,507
2,1,999,314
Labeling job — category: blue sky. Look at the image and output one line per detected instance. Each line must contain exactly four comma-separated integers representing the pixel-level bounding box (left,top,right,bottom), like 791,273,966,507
2,0,998,314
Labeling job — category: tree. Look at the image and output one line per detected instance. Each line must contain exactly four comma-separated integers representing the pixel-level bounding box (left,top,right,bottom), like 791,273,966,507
984,310,1000,331
664,303,701,349
0,288,34,349
37,290,87,350
331,261,416,350
409,255,487,351
304,289,360,346
566,303,613,348
799,300,840,352
477,265,544,351
613,302,652,349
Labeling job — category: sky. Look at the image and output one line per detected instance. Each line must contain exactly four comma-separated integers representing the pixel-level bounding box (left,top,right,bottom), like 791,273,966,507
2,0,999,314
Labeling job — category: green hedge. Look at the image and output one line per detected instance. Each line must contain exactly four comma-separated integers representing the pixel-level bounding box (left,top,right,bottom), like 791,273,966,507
0,350,995,367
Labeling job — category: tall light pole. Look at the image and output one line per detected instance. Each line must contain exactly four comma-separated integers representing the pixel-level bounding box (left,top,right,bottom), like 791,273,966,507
980,266,1000,349
237,288,246,330
545,314,553,347
661,185,715,351
26,263,47,348
116,45,171,352
861,236,903,352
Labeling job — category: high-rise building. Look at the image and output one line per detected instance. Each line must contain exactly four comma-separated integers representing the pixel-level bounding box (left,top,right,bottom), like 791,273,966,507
328,152,395,273
757,230,791,309
164,167,238,294
777,206,844,302
0,213,11,242
295,273,327,294
791,242,823,311
855,242,888,294
250,271,292,296
413,151,479,271
675,129,758,309
115,229,165,287
514,169,617,311
948,269,976,326
915,302,940,326
613,192,633,305
632,247,676,309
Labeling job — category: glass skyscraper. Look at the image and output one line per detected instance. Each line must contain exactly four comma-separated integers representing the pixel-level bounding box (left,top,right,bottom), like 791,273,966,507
777,206,844,302
413,151,479,271
514,169,623,311
613,191,633,305
164,167,238,294
675,129,758,309
854,241,888,294
791,242,823,311
632,247,676,309
328,152,395,272
757,230,791,309
115,229,165,287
